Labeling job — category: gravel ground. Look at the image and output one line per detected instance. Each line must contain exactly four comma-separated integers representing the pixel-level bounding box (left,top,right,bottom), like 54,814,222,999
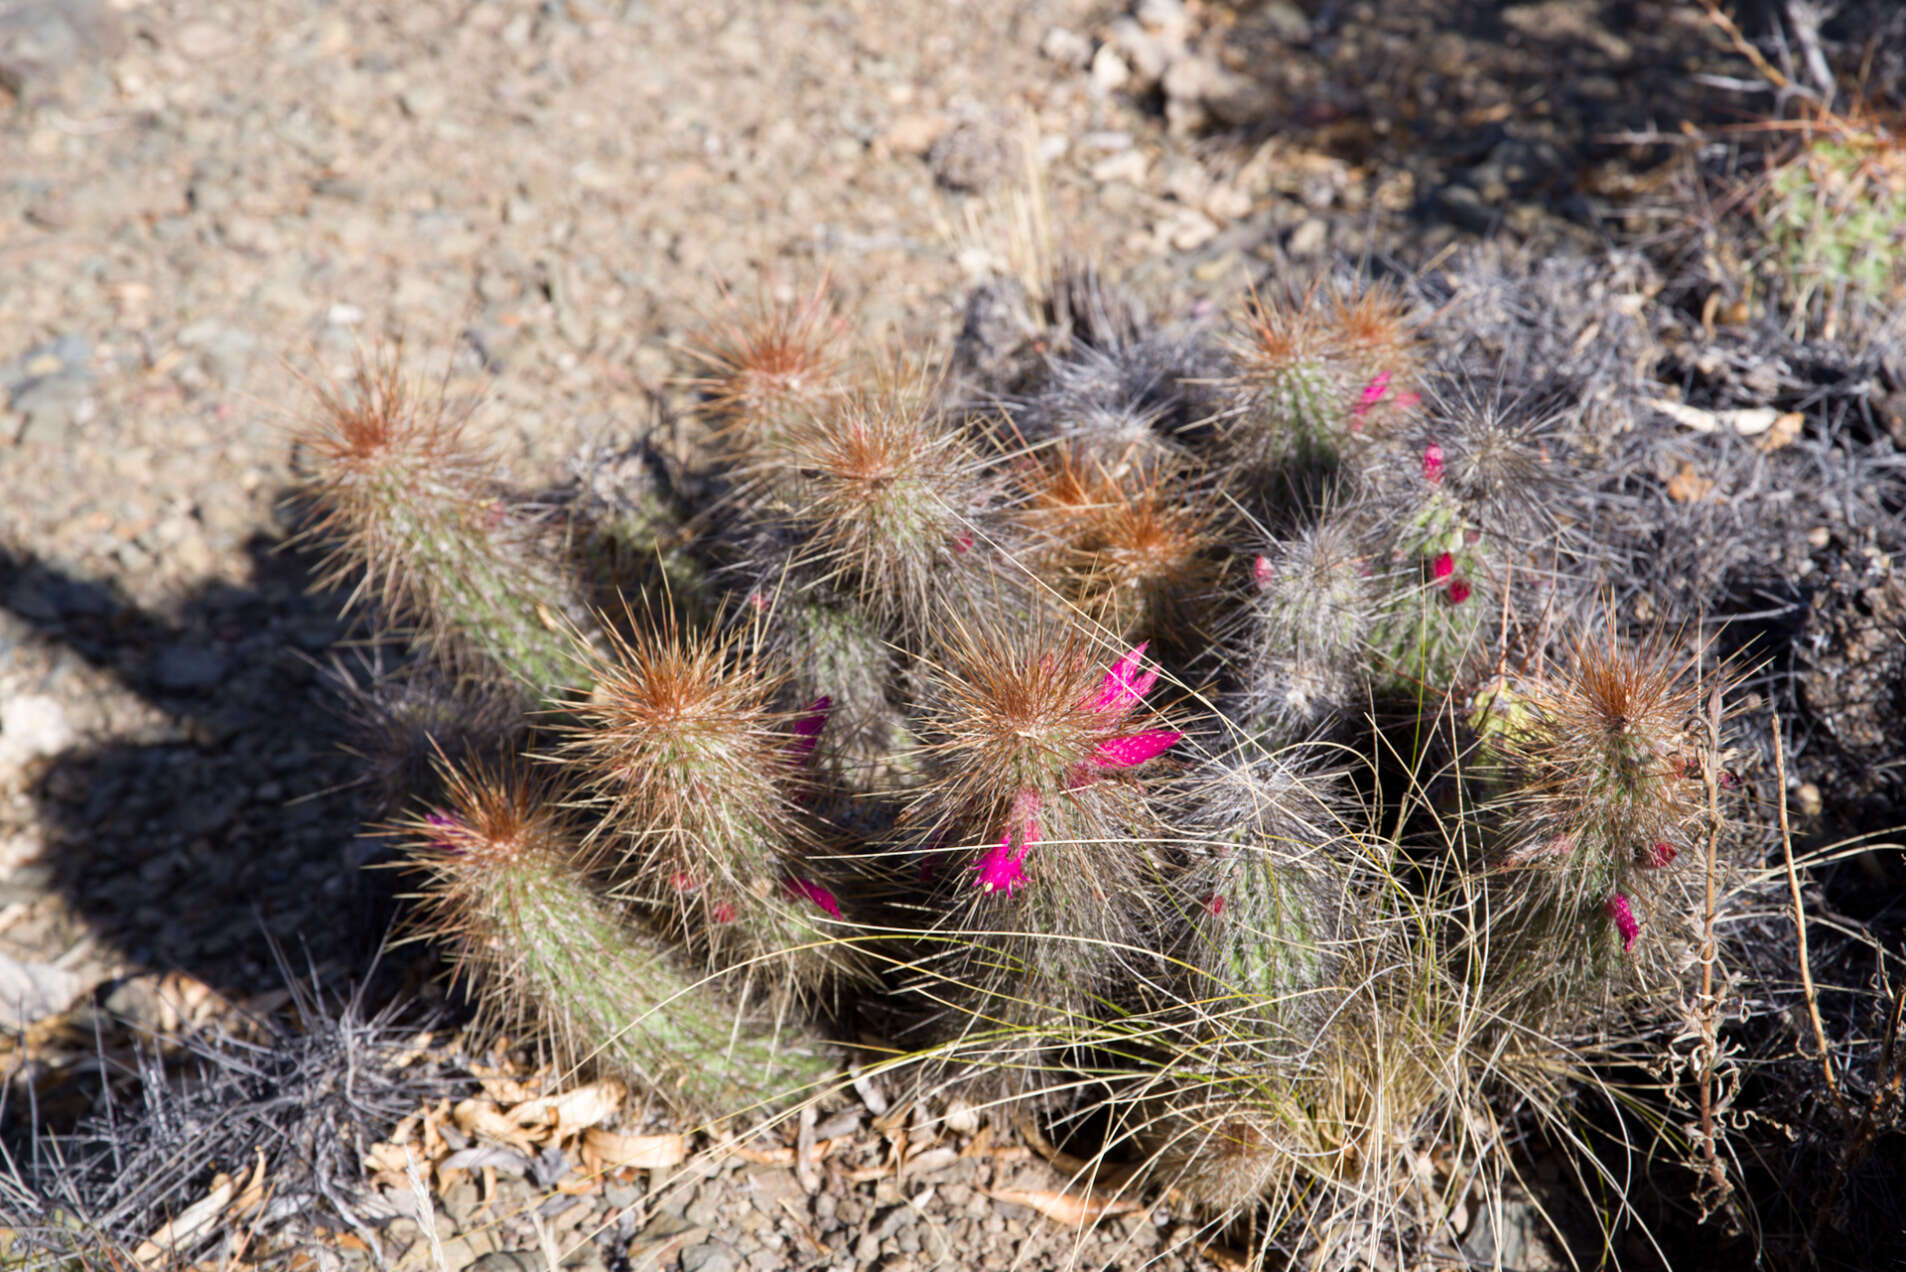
9,0,1899,1268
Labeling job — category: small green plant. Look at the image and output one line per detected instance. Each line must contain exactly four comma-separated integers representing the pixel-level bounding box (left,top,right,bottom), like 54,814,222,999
1756,104,1906,341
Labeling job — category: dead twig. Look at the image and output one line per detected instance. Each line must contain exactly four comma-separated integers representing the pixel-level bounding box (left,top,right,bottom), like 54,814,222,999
1693,685,1736,1219
1773,713,1844,1116
1782,0,1837,108
1696,0,1793,95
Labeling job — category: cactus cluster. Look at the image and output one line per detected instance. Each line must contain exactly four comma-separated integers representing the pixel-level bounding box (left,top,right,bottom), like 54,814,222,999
293,261,1754,1254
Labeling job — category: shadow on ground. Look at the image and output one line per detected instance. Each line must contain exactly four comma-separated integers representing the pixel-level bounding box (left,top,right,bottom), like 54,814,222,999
0,534,411,1007
1167,0,1904,243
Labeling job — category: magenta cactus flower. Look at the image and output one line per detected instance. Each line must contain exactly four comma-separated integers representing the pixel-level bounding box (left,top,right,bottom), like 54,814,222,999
786,876,843,918
1352,371,1394,427
1604,892,1640,952
974,792,1041,895
787,695,831,766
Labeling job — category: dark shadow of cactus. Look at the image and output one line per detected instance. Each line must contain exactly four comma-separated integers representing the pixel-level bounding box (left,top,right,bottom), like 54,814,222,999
0,533,412,1010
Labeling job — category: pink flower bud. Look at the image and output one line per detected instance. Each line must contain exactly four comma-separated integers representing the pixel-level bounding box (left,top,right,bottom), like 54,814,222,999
1446,578,1472,605
1252,554,1275,589
973,838,1028,895
1604,893,1639,952
423,811,462,853
785,877,843,918
711,901,736,924
1431,552,1455,581
1204,892,1225,917
1422,442,1445,485
1353,371,1392,427
1646,841,1677,868
787,696,830,767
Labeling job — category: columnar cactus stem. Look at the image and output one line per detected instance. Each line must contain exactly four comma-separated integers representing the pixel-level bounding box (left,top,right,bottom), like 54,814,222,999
1472,630,1723,1009
395,761,833,1116
904,625,1184,1082
558,613,859,1008
295,355,594,707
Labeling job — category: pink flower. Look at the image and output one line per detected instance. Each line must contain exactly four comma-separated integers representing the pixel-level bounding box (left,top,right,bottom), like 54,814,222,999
1646,841,1678,868
1431,552,1455,581
785,876,842,918
1422,442,1445,485
1604,893,1639,952
973,836,1029,895
1251,554,1275,589
1088,642,1161,715
1089,730,1183,769
977,650,1181,896
787,696,830,766
1446,578,1472,605
1080,645,1183,772
974,791,1041,896
1352,371,1393,426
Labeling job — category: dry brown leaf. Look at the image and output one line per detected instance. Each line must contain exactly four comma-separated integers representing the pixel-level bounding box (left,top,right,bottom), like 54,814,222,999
1757,411,1804,452
363,1141,421,1175
469,1059,540,1105
1015,1111,1091,1176
870,1098,912,1136
388,1030,437,1069
454,1097,539,1153
230,1147,269,1220
983,1185,1141,1227
583,1128,687,1171
153,970,246,1034
508,1079,625,1144
413,1098,454,1175
1667,462,1715,503
733,1144,795,1166
135,1172,236,1266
